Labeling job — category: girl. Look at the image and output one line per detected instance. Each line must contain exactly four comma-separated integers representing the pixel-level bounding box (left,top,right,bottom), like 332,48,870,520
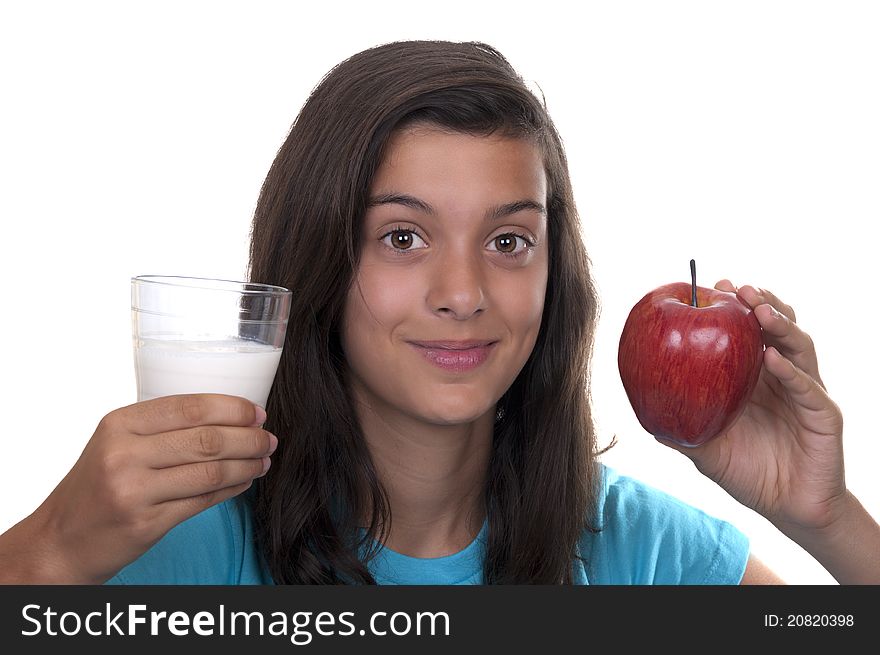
2,40,877,584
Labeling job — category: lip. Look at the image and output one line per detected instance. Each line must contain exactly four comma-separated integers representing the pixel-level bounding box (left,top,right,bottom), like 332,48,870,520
407,340,497,372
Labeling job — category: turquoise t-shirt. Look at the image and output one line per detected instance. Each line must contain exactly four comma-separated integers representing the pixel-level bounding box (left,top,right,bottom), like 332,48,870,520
107,465,749,585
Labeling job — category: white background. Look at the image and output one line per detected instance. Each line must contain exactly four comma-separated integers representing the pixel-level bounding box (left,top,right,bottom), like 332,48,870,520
1,1,877,584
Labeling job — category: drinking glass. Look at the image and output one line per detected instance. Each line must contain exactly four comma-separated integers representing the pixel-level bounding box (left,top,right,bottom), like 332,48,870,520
131,275,292,408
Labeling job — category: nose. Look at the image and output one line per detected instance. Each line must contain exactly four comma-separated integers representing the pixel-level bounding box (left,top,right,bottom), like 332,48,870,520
425,249,487,320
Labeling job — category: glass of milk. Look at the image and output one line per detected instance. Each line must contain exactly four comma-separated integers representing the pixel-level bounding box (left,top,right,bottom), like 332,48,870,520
131,275,292,408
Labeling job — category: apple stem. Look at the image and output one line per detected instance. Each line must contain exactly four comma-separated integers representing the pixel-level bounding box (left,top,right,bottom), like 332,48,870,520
690,259,697,307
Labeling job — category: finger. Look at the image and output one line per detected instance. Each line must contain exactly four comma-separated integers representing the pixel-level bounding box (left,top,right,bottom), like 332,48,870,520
753,303,824,389
714,279,737,293
142,426,277,469
737,285,796,323
147,456,271,504
763,346,842,435
118,394,267,436
159,480,255,532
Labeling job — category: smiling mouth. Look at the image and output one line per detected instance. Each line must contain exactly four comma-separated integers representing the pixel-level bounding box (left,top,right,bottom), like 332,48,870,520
407,341,497,372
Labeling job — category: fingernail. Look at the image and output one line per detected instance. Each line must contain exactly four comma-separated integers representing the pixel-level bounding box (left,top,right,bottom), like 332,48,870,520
267,433,278,454
743,285,764,303
260,456,272,475
253,405,267,426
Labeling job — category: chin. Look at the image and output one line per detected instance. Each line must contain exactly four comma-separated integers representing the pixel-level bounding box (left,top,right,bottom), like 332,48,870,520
410,397,496,426
421,413,488,427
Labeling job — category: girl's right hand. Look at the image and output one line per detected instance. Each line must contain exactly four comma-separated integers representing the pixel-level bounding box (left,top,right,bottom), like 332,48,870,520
0,393,275,584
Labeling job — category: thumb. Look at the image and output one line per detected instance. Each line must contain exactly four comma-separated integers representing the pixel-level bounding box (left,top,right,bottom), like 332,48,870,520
763,346,842,436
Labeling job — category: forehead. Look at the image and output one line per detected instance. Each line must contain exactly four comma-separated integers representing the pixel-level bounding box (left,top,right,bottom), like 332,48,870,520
372,127,547,199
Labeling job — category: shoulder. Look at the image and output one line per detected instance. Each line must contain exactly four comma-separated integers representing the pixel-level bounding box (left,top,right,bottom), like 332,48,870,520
578,465,750,584
106,492,272,585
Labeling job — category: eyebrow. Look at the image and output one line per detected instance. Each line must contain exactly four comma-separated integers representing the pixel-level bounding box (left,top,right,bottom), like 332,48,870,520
367,193,547,221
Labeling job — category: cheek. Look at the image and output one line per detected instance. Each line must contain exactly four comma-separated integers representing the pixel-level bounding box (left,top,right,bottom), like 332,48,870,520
341,265,419,362
496,265,548,344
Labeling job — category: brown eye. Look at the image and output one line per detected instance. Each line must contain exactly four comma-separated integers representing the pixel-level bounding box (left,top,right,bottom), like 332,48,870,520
380,228,427,252
488,233,534,258
494,235,517,253
391,230,413,249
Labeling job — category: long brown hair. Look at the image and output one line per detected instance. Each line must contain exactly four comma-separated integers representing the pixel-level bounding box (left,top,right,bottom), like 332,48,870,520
247,40,603,584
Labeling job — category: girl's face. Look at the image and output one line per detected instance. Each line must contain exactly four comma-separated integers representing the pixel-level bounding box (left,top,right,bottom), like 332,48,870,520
341,126,549,427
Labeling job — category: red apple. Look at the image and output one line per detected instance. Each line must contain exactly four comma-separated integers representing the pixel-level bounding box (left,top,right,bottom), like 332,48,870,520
617,280,764,447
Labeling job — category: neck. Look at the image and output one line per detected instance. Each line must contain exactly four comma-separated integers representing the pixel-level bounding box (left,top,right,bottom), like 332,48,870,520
354,399,494,558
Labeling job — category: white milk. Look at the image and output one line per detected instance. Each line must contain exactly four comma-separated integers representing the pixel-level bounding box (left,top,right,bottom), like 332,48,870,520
134,337,283,408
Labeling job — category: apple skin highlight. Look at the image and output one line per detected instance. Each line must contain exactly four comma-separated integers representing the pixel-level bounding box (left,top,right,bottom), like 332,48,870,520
617,282,765,447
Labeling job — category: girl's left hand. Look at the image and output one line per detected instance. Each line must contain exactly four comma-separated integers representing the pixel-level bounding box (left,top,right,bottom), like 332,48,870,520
658,281,847,537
